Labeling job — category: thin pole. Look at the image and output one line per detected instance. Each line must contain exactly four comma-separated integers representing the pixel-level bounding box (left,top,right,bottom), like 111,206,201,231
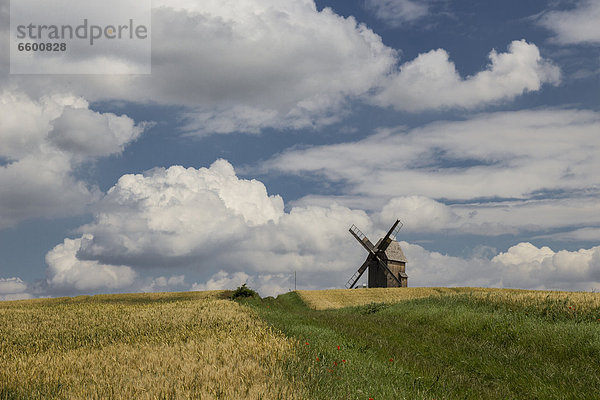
294,271,297,291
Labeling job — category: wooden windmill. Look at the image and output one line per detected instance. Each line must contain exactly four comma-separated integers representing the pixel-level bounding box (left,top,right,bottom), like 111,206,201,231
345,219,408,289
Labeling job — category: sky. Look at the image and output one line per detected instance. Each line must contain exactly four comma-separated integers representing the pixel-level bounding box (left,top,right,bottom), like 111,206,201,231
1,0,599,300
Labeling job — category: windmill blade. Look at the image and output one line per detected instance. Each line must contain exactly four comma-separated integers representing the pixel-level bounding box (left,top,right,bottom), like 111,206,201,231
375,219,403,253
345,258,370,289
375,256,403,287
349,224,376,254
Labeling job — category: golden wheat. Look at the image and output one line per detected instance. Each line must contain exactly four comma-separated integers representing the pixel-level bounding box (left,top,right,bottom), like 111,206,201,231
0,291,304,399
297,287,600,311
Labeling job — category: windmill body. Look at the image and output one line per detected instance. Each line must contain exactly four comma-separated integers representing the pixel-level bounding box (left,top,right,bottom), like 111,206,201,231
369,240,407,287
346,220,408,289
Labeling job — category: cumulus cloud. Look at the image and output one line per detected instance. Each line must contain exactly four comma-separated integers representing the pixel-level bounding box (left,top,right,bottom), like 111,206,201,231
403,241,600,291
44,235,189,295
75,159,284,267
147,0,398,133
43,158,600,294
373,40,560,111
49,106,146,159
0,90,146,229
76,158,369,276
46,159,372,293
539,0,600,45
492,243,600,290
401,241,497,288
45,234,138,292
364,0,429,26
0,277,33,301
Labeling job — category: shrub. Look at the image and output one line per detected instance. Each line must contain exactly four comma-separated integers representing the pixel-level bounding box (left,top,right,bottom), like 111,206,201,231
231,283,259,299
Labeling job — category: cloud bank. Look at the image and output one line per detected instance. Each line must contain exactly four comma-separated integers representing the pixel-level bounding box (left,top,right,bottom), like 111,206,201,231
2,2,559,134
43,160,371,296
36,159,600,297
404,241,600,291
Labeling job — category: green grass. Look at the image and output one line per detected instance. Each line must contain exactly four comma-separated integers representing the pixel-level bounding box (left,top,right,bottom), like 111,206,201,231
244,292,600,400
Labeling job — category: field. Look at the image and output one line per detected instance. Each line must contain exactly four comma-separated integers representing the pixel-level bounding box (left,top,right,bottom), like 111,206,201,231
250,288,600,399
2,287,600,399
0,291,304,399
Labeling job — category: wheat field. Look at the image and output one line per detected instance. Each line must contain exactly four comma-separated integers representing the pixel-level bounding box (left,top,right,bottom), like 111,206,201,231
0,291,304,399
297,286,600,312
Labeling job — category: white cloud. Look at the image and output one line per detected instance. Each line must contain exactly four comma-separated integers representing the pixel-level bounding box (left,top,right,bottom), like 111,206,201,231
0,277,27,294
49,106,146,159
46,159,372,293
191,271,293,297
401,241,497,287
3,0,396,134
0,277,34,301
140,275,186,293
74,158,371,276
539,0,600,45
0,293,34,301
43,158,600,294
0,90,146,229
373,40,560,111
402,241,600,291
2,3,558,133
449,197,600,236
377,196,459,232
75,159,285,267
262,108,600,236
364,0,429,25
492,243,600,290
264,108,600,201
0,91,86,160
45,234,137,291
302,195,600,237
191,271,251,292
0,152,101,228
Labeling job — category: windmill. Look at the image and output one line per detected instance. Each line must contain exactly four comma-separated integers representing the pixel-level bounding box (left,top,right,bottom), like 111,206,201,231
345,219,408,289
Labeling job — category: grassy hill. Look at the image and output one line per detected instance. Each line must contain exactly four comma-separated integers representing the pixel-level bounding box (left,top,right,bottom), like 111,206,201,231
2,287,600,399
252,288,600,399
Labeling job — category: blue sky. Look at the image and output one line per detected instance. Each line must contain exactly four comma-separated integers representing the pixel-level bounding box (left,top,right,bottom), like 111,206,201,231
1,0,599,299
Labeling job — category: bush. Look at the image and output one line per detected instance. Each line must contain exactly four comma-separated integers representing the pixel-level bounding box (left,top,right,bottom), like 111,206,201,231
231,283,259,299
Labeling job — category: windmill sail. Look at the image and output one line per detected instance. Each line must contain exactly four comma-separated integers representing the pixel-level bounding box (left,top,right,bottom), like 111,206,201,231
375,219,403,253
349,224,376,254
345,258,370,289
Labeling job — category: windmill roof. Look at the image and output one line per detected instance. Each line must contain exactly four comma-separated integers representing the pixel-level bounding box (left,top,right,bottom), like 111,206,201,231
375,239,407,262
